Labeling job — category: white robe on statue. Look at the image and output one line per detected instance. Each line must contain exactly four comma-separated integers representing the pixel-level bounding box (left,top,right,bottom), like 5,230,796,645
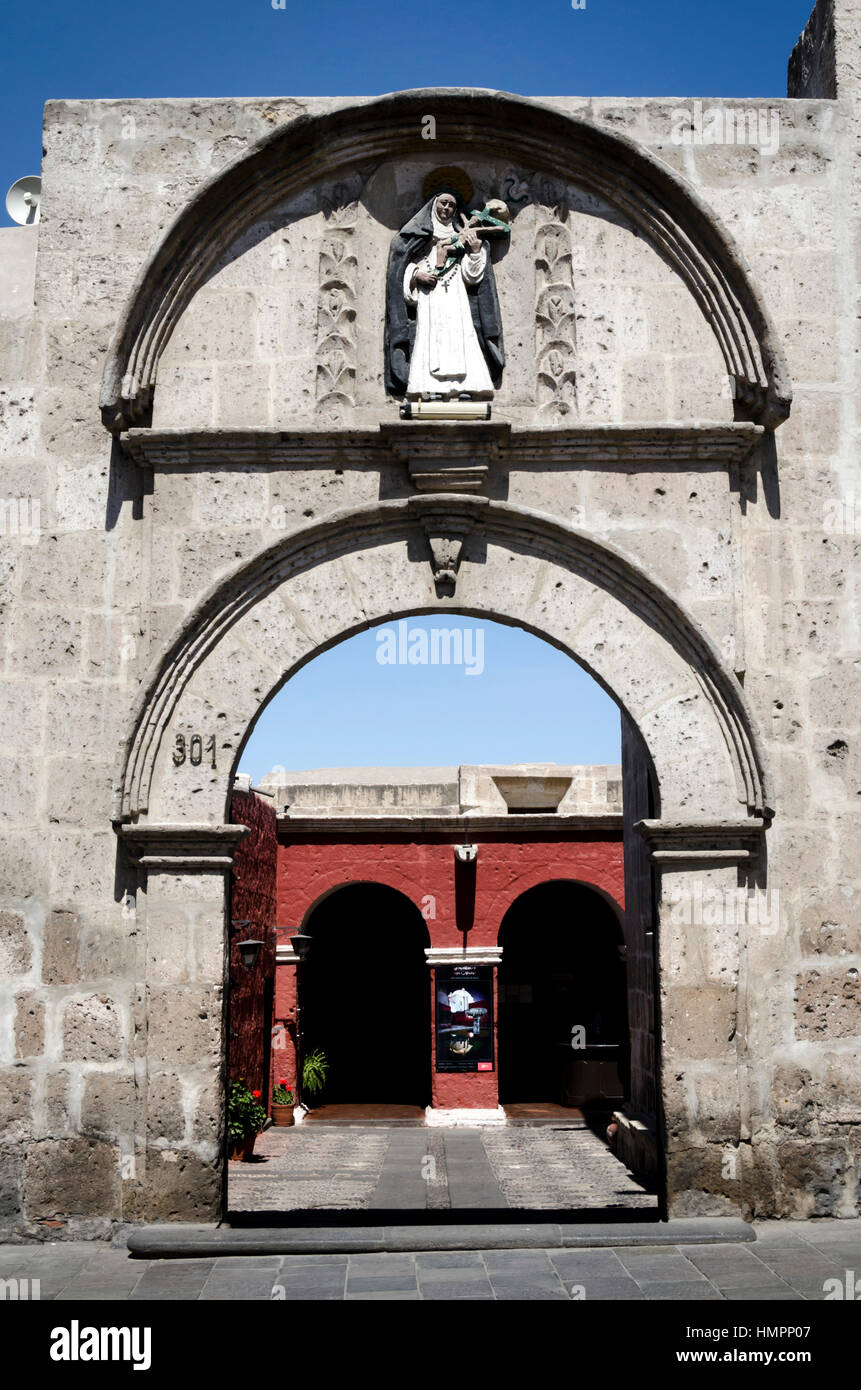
403,213,494,398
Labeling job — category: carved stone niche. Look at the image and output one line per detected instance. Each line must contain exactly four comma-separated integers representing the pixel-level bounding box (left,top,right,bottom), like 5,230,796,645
380,422,510,494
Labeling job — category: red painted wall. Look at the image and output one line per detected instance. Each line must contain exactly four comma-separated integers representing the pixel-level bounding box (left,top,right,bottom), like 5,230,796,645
277,836,623,943
272,956,299,1105
428,965,501,1111
274,830,624,1110
229,791,278,1108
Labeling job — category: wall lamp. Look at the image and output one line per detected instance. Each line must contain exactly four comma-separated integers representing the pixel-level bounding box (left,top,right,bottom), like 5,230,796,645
231,920,263,970
238,939,264,970
291,933,314,961
454,844,478,863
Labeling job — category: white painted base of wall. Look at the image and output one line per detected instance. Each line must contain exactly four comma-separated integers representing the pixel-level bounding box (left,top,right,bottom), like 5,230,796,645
425,1106,507,1126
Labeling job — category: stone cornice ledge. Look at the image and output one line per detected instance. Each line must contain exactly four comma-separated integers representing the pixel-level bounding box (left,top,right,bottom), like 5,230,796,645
118,823,249,869
635,818,767,865
276,813,623,835
119,422,764,476
425,946,503,965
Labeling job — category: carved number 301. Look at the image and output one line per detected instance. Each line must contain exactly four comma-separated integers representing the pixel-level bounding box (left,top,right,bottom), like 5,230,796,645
172,734,217,769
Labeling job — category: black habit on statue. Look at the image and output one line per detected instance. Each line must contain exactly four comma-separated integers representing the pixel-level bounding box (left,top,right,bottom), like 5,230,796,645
383,192,505,397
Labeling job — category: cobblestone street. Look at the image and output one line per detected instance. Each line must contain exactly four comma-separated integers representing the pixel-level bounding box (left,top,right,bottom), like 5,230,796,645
228,1122,657,1213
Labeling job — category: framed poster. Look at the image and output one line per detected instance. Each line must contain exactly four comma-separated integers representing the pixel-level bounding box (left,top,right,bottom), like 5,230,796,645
435,964,494,1072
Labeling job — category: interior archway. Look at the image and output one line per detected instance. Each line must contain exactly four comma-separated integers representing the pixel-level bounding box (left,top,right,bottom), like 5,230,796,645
300,884,432,1107
497,881,628,1109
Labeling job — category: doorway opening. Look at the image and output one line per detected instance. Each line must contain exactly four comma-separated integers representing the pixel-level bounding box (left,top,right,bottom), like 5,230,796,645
497,881,629,1112
225,613,658,1215
300,883,432,1108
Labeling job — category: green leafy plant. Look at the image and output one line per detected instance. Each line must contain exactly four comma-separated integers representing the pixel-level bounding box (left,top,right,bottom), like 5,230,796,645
302,1049,329,1100
228,1079,267,1140
272,1078,294,1105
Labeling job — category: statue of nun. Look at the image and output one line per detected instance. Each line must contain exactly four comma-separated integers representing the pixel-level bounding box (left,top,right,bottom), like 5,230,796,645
384,179,505,399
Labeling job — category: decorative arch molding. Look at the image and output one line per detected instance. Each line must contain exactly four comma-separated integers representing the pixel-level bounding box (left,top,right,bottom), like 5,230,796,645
99,90,791,432
111,496,772,830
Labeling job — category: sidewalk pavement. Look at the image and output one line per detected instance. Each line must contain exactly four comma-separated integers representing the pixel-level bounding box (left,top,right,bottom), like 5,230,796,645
1,1220,859,1300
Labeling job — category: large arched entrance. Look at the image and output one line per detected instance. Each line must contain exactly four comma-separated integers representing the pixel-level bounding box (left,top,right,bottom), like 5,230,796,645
115,501,770,1221
498,882,628,1109
300,884,431,1107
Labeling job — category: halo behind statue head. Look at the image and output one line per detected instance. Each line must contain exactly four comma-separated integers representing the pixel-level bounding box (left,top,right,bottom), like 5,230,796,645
422,166,474,207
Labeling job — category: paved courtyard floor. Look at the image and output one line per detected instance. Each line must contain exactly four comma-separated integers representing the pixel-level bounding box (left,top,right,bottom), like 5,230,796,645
227,1120,657,1213
2,1221,860,1300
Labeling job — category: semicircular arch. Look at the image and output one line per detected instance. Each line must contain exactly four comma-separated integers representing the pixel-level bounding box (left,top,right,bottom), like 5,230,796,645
112,496,772,831
494,874,626,938
100,90,791,431
298,879,431,934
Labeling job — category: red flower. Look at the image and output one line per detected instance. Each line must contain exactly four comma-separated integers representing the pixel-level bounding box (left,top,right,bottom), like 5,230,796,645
280,1079,289,1086
252,1090,261,1099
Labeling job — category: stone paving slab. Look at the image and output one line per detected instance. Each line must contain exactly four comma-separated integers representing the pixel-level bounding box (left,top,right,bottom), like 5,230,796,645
3,1221,859,1301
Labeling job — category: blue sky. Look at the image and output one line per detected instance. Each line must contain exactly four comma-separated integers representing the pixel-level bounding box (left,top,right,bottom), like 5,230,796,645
3,0,816,225
238,618,622,782
1,0,815,772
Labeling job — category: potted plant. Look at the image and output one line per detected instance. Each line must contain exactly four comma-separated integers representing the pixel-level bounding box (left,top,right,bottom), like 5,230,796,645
271,1079,295,1126
227,1079,267,1160
301,1048,329,1108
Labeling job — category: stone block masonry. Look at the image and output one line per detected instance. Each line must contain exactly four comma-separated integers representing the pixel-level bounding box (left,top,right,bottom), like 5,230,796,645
0,0,859,1231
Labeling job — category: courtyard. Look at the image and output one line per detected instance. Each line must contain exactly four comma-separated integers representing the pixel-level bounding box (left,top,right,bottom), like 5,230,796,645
227,1116,657,1215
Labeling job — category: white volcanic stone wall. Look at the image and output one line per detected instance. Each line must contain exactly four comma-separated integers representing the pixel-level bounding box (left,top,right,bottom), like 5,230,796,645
0,1,859,1229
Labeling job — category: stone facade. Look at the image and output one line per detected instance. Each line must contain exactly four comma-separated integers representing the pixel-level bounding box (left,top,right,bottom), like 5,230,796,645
0,0,859,1232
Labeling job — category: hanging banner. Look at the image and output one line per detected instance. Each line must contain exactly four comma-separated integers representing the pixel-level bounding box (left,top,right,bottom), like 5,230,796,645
435,964,494,1072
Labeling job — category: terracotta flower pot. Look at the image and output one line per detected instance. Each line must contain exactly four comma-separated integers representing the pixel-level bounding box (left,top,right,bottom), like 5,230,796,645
229,1134,257,1161
272,1103,295,1127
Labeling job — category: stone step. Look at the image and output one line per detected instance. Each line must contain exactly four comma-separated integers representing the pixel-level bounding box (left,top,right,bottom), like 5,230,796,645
128,1217,755,1259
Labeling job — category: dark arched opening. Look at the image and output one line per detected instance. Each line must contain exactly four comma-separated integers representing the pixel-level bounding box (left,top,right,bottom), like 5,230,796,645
498,881,629,1109
301,883,432,1106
